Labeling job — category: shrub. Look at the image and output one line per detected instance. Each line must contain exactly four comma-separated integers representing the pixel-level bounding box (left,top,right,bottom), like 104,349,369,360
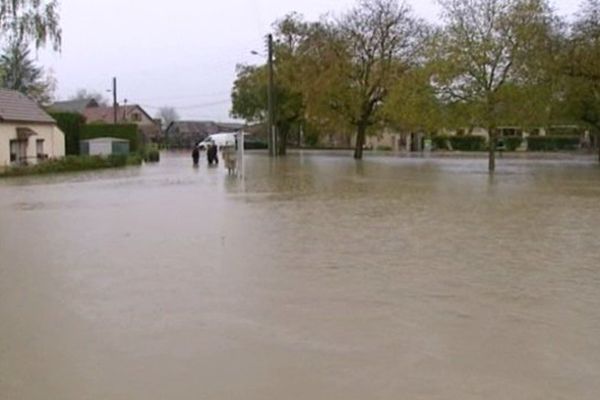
142,148,160,163
0,155,142,178
304,132,320,147
449,135,486,151
527,136,580,151
49,112,86,155
376,145,393,151
138,144,160,163
432,135,450,150
501,137,523,151
81,124,139,151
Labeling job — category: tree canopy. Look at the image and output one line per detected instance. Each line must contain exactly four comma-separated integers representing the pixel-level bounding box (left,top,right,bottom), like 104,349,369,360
231,0,600,166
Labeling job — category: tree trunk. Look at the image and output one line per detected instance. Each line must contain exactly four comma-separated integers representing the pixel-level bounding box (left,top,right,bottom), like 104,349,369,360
488,127,496,172
278,129,288,156
354,123,367,160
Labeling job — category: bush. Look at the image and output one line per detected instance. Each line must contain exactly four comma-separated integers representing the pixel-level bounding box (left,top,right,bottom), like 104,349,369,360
501,137,523,151
142,147,160,163
432,135,450,150
0,155,142,178
376,145,393,151
138,144,160,163
49,112,86,155
449,135,486,151
527,136,580,151
81,124,140,151
304,132,320,148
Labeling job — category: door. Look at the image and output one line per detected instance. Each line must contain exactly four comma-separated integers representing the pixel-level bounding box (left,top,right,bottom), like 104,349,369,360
9,140,28,164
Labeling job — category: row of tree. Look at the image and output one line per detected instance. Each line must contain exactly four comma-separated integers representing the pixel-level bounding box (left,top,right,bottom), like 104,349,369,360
231,0,600,169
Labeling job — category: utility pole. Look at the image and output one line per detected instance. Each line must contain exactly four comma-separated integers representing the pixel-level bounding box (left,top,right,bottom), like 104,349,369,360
267,34,276,157
112,77,118,125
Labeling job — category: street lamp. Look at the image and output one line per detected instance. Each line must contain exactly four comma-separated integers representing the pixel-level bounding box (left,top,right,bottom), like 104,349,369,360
250,34,276,157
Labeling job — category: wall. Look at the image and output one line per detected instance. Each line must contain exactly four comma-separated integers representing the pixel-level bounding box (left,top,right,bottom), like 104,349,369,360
0,123,65,167
89,140,113,156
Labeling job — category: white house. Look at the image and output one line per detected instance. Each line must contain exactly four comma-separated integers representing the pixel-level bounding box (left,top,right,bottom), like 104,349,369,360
0,89,65,168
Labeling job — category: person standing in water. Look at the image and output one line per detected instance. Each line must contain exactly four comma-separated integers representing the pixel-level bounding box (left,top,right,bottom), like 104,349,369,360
192,146,200,166
207,143,219,165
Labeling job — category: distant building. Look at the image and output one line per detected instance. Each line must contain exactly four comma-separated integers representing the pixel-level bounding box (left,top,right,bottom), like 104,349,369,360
0,89,65,167
83,105,162,144
165,121,244,148
49,98,100,114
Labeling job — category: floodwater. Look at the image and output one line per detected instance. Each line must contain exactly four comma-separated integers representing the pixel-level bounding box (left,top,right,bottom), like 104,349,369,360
1,151,600,400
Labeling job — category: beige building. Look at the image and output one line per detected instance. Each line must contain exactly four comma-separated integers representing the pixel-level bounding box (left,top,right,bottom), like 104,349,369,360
0,90,65,168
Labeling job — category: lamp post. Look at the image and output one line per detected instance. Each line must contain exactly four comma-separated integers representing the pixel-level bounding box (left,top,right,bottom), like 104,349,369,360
251,34,276,157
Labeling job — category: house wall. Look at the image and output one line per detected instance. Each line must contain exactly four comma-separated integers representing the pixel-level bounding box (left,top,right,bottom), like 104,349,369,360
0,123,65,167
126,106,155,126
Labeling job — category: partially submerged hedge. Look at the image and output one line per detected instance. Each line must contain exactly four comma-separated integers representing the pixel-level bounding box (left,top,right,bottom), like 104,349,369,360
0,155,142,178
527,136,580,151
432,135,450,150
432,135,486,151
449,136,486,151
500,137,523,151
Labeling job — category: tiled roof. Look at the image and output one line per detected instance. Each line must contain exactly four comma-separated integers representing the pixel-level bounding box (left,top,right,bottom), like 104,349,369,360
0,89,55,124
83,105,153,124
49,98,99,113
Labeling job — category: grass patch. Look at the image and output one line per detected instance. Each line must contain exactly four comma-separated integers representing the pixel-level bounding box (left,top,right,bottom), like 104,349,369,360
0,155,142,178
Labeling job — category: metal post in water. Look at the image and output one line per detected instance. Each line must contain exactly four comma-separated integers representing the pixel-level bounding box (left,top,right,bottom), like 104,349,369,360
237,131,245,178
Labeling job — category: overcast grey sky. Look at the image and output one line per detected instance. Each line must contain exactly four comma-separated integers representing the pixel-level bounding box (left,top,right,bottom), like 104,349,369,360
39,0,582,122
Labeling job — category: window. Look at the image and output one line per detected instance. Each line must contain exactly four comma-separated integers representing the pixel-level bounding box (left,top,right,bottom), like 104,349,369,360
131,113,141,122
10,139,27,164
36,139,46,160
9,140,17,162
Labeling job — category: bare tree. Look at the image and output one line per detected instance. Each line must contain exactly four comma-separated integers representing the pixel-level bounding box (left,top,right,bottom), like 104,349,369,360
156,106,180,128
69,89,108,106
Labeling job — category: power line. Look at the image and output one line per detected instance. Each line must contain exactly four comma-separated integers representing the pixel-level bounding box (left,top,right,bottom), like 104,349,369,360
139,99,231,111
132,91,232,103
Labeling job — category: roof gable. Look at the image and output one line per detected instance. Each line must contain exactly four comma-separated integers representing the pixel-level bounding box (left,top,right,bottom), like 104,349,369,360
0,89,55,124
83,104,154,124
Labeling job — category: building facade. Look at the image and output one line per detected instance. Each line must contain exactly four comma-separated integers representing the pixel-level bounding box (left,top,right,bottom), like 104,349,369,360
0,90,65,168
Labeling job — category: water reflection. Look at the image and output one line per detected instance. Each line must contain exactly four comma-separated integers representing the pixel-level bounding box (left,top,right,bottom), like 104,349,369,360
1,151,599,400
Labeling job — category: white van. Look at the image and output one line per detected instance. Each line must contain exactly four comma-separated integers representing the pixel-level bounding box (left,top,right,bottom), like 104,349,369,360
197,133,237,150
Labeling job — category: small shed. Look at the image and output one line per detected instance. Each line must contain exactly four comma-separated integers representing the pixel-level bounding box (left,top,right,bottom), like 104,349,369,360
80,137,130,156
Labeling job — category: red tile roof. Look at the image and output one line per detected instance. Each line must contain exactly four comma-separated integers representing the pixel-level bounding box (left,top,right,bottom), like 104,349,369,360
83,105,153,124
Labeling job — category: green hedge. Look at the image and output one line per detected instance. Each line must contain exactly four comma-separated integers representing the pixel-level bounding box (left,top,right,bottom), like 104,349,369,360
81,124,139,151
500,137,523,151
449,136,486,151
0,155,142,178
376,145,393,151
432,135,450,150
49,112,86,155
527,136,580,151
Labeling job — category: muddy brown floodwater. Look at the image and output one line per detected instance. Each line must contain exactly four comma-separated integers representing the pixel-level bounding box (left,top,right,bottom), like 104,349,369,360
1,151,600,399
